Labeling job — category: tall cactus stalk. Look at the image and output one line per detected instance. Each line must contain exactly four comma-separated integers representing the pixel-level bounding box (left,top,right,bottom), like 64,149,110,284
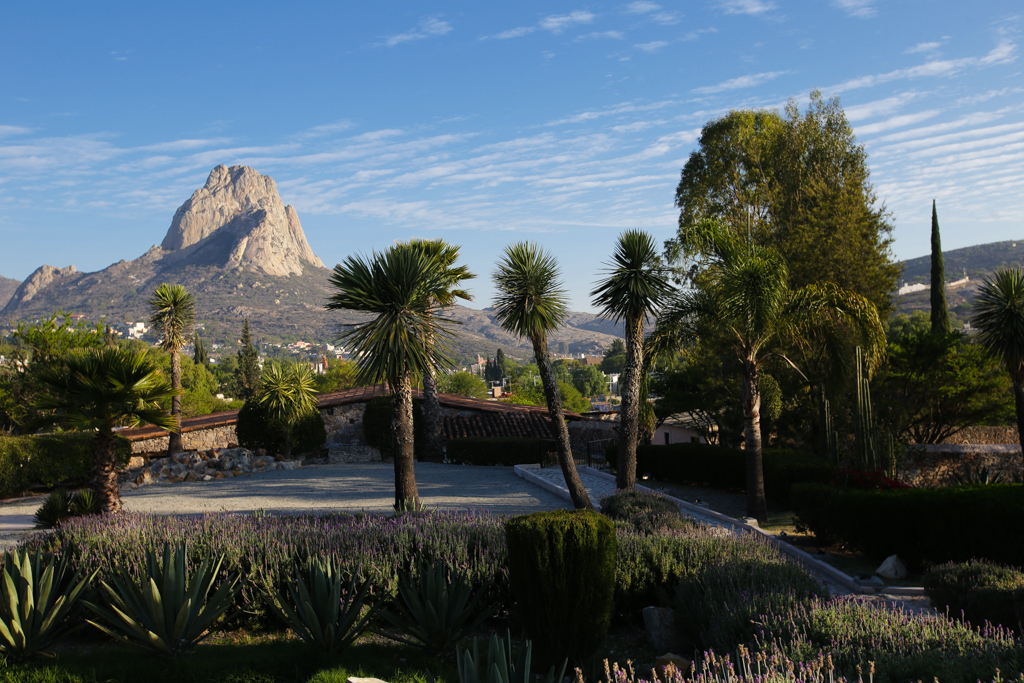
853,346,898,476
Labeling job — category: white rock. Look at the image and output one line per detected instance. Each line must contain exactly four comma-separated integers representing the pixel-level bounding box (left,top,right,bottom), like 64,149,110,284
278,460,299,470
875,554,908,579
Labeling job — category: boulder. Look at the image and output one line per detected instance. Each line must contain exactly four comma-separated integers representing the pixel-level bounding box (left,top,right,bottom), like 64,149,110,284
876,554,908,579
655,654,692,680
642,606,685,652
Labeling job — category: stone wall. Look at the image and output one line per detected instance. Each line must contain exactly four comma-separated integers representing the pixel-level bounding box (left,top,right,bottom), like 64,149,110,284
932,426,1020,445
897,444,1022,488
131,425,238,455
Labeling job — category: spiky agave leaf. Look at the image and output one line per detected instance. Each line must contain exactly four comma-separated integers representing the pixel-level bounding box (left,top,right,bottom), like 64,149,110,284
0,549,94,656
83,543,242,656
264,559,375,654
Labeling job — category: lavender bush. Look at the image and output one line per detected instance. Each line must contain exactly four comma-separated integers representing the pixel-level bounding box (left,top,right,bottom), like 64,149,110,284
760,597,1024,683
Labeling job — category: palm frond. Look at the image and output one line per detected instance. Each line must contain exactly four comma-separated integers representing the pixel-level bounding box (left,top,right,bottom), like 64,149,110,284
972,268,1024,382
492,242,569,340
591,230,674,324
148,284,196,351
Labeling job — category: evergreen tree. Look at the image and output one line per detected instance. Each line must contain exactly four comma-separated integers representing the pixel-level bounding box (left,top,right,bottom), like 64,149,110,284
193,332,208,367
235,319,262,400
930,200,951,334
495,349,506,380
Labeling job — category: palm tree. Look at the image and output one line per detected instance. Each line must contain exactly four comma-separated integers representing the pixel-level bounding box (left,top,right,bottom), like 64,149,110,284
148,284,196,455
326,244,458,509
257,363,319,459
492,242,593,510
591,230,674,490
972,268,1024,464
657,220,884,521
401,239,475,462
34,347,179,513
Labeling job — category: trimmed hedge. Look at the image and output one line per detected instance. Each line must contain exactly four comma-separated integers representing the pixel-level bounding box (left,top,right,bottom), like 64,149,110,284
235,400,327,457
599,490,695,535
611,442,836,508
445,437,553,466
791,483,1024,568
505,510,616,666
362,395,424,460
0,433,131,496
924,560,1024,632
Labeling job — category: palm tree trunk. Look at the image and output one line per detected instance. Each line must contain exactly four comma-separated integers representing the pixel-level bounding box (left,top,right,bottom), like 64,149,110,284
392,372,420,509
94,431,121,514
1014,379,1024,471
742,355,768,522
533,334,593,510
617,316,645,490
283,426,292,460
422,364,445,463
169,348,184,455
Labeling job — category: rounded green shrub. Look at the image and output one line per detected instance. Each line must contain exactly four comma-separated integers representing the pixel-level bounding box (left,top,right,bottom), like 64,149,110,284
361,395,424,460
924,560,1024,632
0,433,131,496
236,400,326,457
504,509,616,666
599,490,694,535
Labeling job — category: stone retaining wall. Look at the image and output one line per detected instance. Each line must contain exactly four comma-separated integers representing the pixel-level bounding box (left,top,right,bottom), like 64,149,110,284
131,425,238,454
897,444,1022,487
930,426,1020,445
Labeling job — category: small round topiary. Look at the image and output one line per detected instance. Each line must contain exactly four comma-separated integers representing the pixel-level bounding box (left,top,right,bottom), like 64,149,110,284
599,490,693,535
504,509,616,666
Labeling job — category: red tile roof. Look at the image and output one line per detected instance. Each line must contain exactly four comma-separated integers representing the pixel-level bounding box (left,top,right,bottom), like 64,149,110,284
121,384,580,442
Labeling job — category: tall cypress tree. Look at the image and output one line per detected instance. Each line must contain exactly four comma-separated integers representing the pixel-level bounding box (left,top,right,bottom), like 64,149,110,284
930,200,951,334
235,319,262,400
193,332,209,367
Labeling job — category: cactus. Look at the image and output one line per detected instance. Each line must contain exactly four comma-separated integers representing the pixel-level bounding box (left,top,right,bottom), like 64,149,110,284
853,347,899,478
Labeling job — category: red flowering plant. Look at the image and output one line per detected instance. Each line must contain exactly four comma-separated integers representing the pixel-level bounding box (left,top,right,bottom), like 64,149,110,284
831,468,911,490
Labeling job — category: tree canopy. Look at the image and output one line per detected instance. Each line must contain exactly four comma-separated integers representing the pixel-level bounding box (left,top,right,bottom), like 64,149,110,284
667,91,899,315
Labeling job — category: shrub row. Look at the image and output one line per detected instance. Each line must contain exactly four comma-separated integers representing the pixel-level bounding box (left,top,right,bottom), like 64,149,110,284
599,489,697,535
0,433,131,496
791,483,1024,568
924,560,1024,632
235,400,327,457
609,442,836,508
445,437,553,466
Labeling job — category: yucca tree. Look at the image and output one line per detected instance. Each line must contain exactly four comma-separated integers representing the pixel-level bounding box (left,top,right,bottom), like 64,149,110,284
492,242,592,510
591,230,674,490
326,244,458,509
401,239,475,462
34,348,179,513
972,268,1024,464
258,363,319,459
657,220,884,520
148,283,196,455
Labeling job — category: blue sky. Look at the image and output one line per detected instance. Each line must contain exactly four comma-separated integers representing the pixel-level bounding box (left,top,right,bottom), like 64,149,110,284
1,1,1021,311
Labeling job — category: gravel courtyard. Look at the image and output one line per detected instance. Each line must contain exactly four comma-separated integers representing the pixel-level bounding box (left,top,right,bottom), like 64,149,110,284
1,462,572,546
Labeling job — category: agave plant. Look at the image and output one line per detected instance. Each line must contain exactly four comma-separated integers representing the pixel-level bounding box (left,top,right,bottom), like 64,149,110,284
378,560,496,657
33,489,106,530
83,543,242,656
951,465,1006,486
69,489,102,517
263,559,376,654
0,549,95,656
456,630,567,683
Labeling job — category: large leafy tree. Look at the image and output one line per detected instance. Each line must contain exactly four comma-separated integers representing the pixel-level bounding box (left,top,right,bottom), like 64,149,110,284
148,283,196,455
591,230,673,490
326,244,458,509
34,348,178,513
972,269,1024,463
492,242,593,510
668,91,899,315
656,220,885,520
257,363,319,459
400,239,474,463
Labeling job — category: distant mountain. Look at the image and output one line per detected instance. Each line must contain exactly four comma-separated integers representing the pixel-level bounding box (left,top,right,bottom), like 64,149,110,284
0,276,19,310
0,165,621,361
895,238,1024,318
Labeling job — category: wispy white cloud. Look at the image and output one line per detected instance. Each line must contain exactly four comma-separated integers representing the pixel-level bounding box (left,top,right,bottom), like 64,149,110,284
844,92,921,121
139,138,233,152
956,87,1024,105
623,1,681,25
833,0,877,19
855,110,943,135
577,31,624,41
692,70,789,94
829,39,1018,91
717,0,775,16
297,121,356,138
624,1,660,13
380,17,452,48
545,100,677,126
492,26,534,39
635,40,669,53
539,11,596,34
0,125,32,138
906,41,942,54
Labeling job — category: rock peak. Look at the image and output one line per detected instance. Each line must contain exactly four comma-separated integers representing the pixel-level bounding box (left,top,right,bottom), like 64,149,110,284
159,165,325,276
